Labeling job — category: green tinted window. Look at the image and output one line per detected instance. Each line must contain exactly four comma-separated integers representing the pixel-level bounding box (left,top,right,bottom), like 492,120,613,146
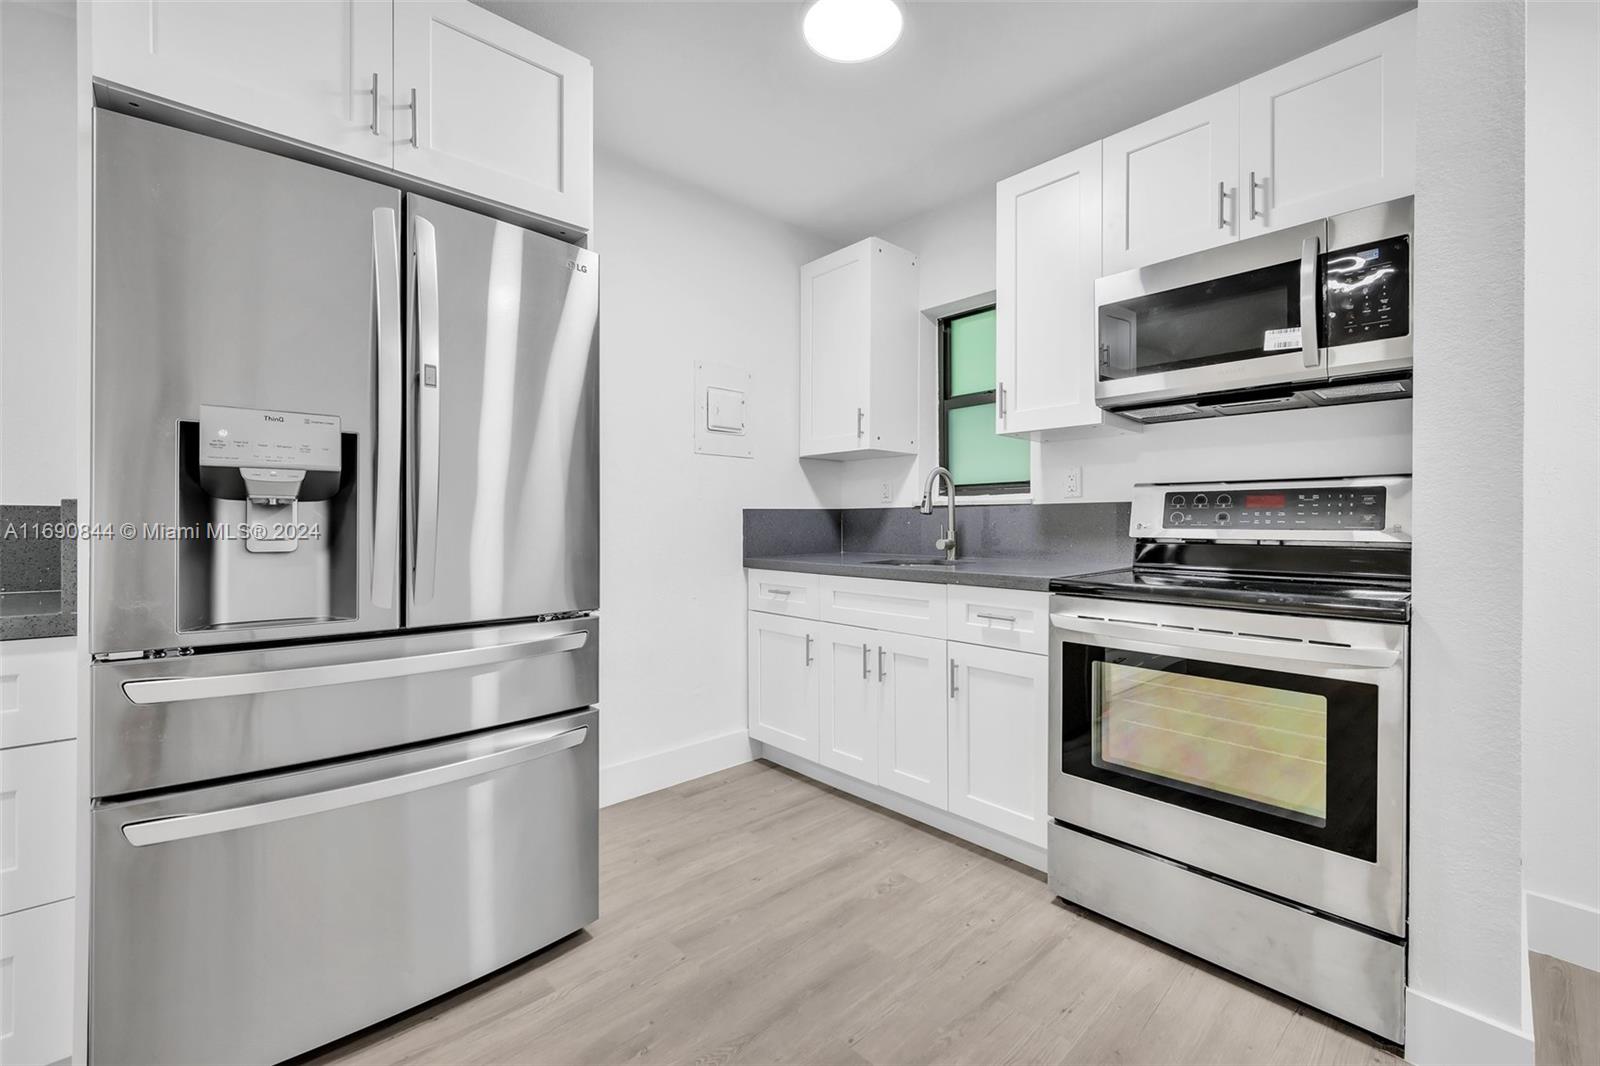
940,307,1027,494
946,404,1029,487
947,308,997,394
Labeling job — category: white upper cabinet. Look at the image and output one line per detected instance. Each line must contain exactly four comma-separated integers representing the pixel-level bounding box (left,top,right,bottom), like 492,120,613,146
799,239,920,460
1238,11,1416,236
393,0,593,232
92,0,395,168
995,141,1109,435
1102,87,1241,275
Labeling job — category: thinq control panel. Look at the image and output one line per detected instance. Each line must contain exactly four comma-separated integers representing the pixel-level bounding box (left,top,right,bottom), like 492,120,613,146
1162,487,1386,531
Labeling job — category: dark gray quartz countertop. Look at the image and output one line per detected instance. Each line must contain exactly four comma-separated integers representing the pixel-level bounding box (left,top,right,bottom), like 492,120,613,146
743,549,1130,593
1,500,78,640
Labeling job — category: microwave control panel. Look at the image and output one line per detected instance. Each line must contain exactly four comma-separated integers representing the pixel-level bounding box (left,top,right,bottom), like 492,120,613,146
1323,235,1409,347
1162,487,1386,531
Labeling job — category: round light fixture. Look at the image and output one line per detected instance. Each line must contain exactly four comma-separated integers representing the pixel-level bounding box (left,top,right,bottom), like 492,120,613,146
803,0,903,63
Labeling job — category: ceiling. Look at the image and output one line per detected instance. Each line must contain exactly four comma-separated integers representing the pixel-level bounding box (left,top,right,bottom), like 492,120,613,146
484,0,1414,243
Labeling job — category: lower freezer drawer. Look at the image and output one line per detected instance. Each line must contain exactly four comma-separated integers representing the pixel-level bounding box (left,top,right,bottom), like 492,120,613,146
88,709,599,1066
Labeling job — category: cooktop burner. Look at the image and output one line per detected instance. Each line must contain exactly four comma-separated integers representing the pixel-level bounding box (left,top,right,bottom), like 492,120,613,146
1050,567,1412,623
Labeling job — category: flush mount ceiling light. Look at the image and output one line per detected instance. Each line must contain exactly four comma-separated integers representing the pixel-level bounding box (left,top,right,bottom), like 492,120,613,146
803,0,903,63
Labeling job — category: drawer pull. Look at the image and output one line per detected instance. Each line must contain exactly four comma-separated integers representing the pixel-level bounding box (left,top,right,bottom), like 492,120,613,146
975,612,1017,629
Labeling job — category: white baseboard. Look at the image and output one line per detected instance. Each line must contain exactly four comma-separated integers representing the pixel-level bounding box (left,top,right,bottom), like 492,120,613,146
600,728,755,807
1403,987,1534,1066
754,742,1048,872
1526,890,1600,971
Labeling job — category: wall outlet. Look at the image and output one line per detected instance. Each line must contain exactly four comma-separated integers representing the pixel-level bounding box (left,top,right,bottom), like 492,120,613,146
1062,465,1083,499
879,481,893,503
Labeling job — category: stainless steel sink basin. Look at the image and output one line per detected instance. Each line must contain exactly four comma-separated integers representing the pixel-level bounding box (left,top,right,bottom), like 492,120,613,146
865,558,961,567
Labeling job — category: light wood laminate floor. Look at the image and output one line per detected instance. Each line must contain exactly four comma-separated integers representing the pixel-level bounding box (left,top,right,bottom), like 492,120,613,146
313,760,1412,1065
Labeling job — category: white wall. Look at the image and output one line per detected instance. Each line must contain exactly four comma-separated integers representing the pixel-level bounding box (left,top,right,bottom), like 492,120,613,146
589,152,836,804
1522,0,1599,972
834,189,1413,512
0,0,77,505
1405,3,1532,1064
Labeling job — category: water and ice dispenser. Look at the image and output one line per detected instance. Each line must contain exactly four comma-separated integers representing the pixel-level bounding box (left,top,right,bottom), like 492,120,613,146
176,404,359,630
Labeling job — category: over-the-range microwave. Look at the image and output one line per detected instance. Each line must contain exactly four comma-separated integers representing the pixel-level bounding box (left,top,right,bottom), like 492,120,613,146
1095,196,1412,423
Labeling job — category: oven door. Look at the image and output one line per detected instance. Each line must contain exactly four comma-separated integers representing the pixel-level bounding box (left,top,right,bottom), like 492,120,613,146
1095,218,1328,408
1048,595,1407,936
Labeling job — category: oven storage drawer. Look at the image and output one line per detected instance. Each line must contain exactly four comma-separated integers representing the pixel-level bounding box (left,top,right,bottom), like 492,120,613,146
92,615,598,796
89,710,598,1066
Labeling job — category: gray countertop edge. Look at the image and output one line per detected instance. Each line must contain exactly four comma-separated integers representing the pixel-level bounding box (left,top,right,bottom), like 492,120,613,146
743,553,1126,593
1,498,78,641
0,607,77,641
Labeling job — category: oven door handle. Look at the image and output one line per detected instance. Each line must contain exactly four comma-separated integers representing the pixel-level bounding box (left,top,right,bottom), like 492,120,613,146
1049,613,1400,670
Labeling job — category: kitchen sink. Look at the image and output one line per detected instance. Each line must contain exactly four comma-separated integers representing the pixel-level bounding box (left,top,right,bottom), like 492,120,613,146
865,558,962,567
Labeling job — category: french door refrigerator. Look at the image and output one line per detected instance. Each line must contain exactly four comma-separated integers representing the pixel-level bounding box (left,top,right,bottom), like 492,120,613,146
87,110,600,1066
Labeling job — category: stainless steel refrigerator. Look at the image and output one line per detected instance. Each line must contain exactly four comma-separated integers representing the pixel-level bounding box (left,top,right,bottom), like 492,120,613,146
87,110,600,1066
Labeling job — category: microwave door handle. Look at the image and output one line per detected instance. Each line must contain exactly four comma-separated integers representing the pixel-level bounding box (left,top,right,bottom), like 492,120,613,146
370,208,401,610
1300,234,1322,369
1049,613,1399,670
413,214,441,603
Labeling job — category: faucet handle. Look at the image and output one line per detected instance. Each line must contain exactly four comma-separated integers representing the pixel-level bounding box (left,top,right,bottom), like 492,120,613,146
935,535,955,550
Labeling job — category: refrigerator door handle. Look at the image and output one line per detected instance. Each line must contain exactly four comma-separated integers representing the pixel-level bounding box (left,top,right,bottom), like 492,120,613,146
120,629,590,705
371,207,402,609
413,214,442,603
120,723,589,846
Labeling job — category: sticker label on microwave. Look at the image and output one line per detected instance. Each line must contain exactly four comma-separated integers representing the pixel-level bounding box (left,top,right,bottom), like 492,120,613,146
1262,328,1302,352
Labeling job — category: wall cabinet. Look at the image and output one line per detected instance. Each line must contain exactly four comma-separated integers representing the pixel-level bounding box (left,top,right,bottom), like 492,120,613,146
995,141,1120,436
393,1,593,232
799,239,920,460
91,0,593,231
948,645,1049,846
1102,87,1241,275
1237,11,1415,236
747,612,819,761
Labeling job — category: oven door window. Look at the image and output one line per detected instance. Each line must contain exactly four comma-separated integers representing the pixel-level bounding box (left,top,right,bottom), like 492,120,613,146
1061,643,1378,861
1099,259,1301,381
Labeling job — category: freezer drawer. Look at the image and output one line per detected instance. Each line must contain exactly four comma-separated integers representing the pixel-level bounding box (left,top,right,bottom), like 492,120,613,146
89,709,598,1066
92,615,598,796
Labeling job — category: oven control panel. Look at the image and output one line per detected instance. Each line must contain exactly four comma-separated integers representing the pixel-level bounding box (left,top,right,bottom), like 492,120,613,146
1322,236,1409,347
1162,487,1386,531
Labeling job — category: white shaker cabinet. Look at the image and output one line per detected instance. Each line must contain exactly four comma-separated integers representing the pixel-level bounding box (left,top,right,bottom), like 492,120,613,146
393,0,594,233
91,0,395,168
0,900,75,1066
747,612,819,761
1102,87,1240,275
818,624,878,782
799,239,920,460
948,645,1049,846
875,631,949,808
995,141,1123,436
1238,11,1416,236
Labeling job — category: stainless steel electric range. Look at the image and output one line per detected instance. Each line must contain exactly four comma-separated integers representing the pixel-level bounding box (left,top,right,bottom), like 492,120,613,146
1047,476,1411,1042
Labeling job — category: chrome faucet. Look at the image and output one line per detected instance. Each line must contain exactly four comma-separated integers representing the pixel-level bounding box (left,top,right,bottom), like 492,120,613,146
919,466,957,561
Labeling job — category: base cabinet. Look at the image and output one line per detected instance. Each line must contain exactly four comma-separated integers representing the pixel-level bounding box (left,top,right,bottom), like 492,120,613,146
875,631,949,808
0,900,74,1066
948,644,1050,847
747,612,819,761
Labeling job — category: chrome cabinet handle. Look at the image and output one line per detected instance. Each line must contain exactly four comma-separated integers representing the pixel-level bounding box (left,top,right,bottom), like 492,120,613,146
370,208,401,610
1217,181,1230,230
877,646,885,682
1300,235,1323,369
1049,613,1399,670
997,382,1007,421
862,644,871,680
121,630,590,705
975,612,1016,628
413,215,442,602
805,633,814,666
949,658,959,697
856,407,864,440
408,88,419,148
369,73,381,136
766,587,792,598
121,723,589,846
1248,171,1263,221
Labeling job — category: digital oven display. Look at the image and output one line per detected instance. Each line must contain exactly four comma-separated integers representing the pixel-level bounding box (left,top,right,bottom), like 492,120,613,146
1244,494,1287,509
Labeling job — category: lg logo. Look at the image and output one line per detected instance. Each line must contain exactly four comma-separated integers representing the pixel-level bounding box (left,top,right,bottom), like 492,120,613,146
567,261,589,274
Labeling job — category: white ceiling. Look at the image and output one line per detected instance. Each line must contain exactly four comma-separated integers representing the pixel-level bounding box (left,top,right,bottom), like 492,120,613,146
484,0,1414,243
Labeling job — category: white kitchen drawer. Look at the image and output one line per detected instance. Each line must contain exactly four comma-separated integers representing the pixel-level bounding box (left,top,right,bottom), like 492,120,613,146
0,898,74,1066
0,638,77,750
1,741,76,916
947,586,1050,656
746,570,822,619
819,576,946,639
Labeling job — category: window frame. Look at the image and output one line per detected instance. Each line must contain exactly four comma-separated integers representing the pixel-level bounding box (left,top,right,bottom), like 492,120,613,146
938,305,1029,497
